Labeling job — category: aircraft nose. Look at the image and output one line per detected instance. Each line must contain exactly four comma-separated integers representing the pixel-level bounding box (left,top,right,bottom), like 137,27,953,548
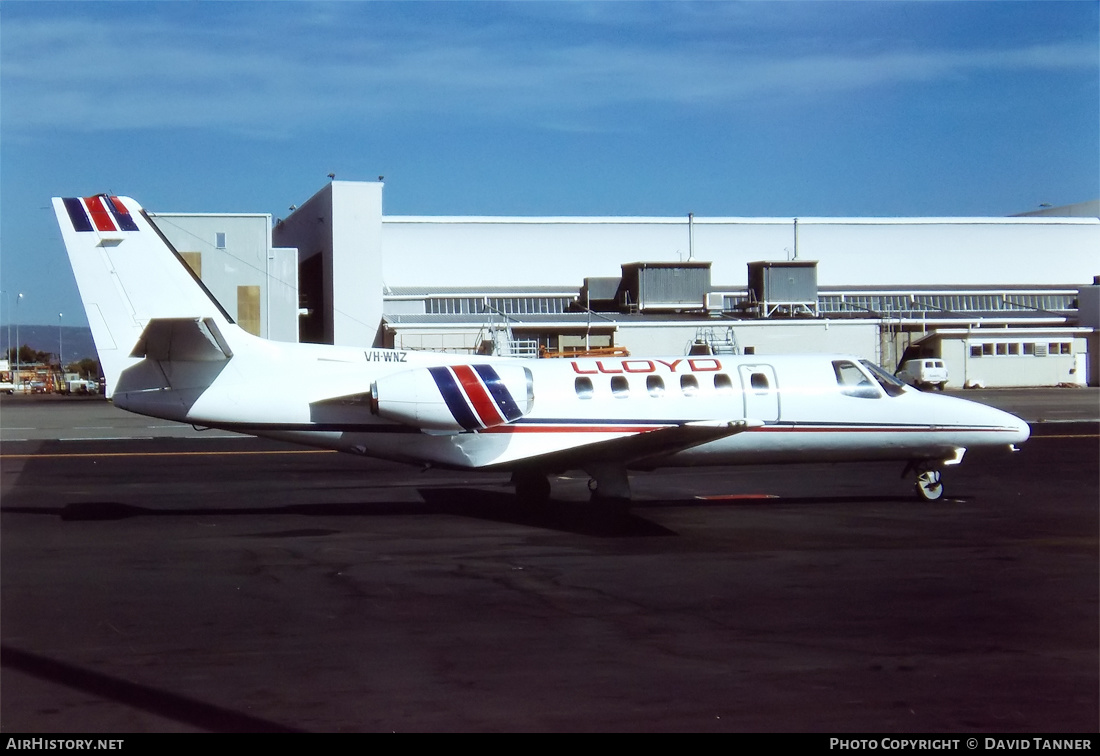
979,401,1030,446
929,392,1030,447
1006,410,1031,445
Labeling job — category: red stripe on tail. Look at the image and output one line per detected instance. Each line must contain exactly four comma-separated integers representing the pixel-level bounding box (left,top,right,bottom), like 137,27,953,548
451,364,504,428
83,196,118,233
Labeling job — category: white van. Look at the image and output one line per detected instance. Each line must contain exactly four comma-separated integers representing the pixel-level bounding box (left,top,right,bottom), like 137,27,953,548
895,359,948,391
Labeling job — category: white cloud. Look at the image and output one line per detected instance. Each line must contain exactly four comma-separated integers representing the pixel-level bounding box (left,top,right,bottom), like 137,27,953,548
2,8,1094,135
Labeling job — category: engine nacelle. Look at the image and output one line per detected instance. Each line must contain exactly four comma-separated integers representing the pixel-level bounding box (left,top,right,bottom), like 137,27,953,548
371,363,533,432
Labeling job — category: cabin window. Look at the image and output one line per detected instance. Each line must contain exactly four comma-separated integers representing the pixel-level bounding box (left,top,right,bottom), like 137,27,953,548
610,375,630,398
646,375,665,397
714,373,734,393
680,375,699,397
574,377,594,399
833,360,881,399
749,372,769,392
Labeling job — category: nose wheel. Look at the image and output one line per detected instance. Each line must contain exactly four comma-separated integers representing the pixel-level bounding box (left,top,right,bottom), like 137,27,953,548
915,469,944,501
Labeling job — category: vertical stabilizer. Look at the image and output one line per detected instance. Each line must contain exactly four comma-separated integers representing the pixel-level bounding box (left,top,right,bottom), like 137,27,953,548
53,195,236,397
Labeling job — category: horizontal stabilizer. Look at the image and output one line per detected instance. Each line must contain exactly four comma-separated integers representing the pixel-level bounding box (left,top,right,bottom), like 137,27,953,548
131,318,233,362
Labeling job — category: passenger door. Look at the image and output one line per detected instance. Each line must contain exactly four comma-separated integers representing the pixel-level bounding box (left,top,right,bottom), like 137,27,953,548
738,364,780,423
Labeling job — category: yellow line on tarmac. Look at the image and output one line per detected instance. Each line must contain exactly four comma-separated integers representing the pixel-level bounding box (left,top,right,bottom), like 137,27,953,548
0,449,339,459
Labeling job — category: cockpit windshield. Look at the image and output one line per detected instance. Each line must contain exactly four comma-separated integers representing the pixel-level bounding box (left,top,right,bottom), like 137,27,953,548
833,360,880,398
860,360,909,397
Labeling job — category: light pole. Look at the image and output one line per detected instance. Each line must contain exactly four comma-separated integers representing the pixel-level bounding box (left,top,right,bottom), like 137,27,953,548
0,290,8,366
58,312,64,372
14,292,23,387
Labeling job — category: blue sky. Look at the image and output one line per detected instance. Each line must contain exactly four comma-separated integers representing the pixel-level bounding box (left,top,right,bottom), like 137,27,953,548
2,0,1097,327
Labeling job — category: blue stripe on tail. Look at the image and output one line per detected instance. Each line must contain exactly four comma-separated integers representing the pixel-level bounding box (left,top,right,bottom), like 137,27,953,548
473,364,523,422
427,366,479,431
62,198,93,232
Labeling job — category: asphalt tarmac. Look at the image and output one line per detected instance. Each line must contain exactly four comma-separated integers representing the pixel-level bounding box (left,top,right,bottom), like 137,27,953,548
1,393,1097,732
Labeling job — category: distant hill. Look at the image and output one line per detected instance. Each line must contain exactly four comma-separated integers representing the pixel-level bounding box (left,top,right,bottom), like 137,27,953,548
5,325,97,363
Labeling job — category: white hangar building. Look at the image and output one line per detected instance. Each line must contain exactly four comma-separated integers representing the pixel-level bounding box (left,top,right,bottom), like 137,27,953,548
151,180,1099,387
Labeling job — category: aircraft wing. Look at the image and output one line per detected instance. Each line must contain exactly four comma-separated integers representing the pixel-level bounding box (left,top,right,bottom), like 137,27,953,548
475,418,765,472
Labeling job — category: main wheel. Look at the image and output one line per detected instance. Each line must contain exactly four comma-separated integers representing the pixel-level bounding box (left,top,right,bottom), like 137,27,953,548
514,472,551,504
915,470,944,501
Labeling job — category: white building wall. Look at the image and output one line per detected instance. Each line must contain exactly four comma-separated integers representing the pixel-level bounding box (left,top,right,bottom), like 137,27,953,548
381,216,1099,289
267,247,300,343
938,332,1088,388
331,181,383,347
151,212,297,342
386,319,883,363
273,181,383,346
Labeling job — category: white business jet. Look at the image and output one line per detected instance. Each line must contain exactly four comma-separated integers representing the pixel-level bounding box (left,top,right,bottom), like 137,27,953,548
54,195,1029,503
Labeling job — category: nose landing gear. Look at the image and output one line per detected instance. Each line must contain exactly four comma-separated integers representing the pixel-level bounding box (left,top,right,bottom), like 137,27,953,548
915,469,944,501
902,460,948,502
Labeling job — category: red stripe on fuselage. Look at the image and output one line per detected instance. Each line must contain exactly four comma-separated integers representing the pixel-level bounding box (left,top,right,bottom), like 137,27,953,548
451,364,503,428
83,196,118,232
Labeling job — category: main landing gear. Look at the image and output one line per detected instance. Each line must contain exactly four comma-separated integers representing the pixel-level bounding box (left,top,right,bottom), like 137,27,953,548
585,464,632,505
511,470,551,505
510,466,634,506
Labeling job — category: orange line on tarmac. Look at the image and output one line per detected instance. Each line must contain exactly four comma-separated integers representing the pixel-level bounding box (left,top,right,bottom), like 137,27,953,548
696,494,780,500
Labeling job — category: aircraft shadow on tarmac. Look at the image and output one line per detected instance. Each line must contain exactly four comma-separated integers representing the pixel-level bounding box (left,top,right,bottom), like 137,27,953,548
0,645,302,733
3,489,671,537
1,487,949,537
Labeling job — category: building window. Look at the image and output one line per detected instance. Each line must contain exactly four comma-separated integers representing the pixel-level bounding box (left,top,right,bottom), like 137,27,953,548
215,232,227,249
